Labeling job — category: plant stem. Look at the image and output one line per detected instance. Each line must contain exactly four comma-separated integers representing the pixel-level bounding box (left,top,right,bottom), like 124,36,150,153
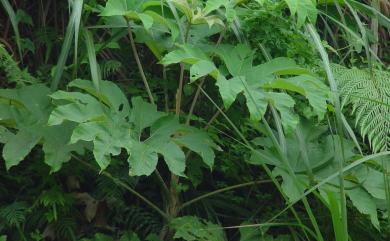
185,30,225,125
126,20,154,104
306,23,348,241
199,86,314,241
180,179,273,210
126,20,169,198
175,64,185,117
74,155,169,220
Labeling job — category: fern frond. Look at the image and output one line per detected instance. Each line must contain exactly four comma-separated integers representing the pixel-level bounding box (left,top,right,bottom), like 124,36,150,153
0,45,37,85
0,202,28,227
333,64,390,152
101,60,122,79
113,205,162,237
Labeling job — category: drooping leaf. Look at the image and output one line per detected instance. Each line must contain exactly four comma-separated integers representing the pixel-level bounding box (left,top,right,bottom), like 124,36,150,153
243,88,268,122
128,141,158,176
2,129,41,170
173,131,218,169
347,187,380,230
42,123,84,172
267,92,298,132
130,97,166,136
154,141,186,176
216,75,245,109
265,75,329,119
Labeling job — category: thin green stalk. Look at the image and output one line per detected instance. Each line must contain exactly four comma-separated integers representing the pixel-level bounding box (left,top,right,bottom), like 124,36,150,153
180,179,273,210
185,30,225,125
306,23,348,241
199,87,316,241
370,0,380,56
73,155,169,220
175,64,185,117
265,151,390,225
344,1,372,68
211,222,318,240
126,20,155,104
84,29,100,91
51,0,83,90
0,0,22,60
266,105,324,241
236,50,322,239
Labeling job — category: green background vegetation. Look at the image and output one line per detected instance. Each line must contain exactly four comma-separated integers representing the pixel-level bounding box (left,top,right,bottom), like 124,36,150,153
1,0,390,240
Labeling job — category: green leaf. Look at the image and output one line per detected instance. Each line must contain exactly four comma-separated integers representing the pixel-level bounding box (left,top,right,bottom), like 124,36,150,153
265,75,329,120
284,0,317,27
216,44,253,76
267,92,298,132
2,129,41,170
120,232,141,241
48,102,104,126
216,75,245,109
100,0,144,16
174,131,218,169
160,44,210,65
138,13,154,30
70,119,131,170
243,88,268,122
130,97,166,136
0,126,13,144
347,187,380,230
42,123,84,172
144,116,187,176
190,60,217,82
128,141,158,176
69,79,130,114
171,216,225,241
155,141,186,176
239,223,262,241
273,167,307,203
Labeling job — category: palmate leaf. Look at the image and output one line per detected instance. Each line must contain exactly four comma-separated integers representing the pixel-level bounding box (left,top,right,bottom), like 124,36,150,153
265,75,329,119
161,44,327,131
49,79,132,170
49,80,218,176
250,121,383,228
0,84,83,171
333,64,390,152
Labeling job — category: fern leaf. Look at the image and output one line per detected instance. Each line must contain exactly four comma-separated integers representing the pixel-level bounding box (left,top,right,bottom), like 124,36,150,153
0,44,37,85
333,64,390,152
0,202,28,227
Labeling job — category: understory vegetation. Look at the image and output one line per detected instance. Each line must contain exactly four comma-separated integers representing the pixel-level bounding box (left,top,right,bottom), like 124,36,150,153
1,0,390,240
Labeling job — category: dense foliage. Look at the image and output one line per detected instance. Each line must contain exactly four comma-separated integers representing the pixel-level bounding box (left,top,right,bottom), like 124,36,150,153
1,0,390,240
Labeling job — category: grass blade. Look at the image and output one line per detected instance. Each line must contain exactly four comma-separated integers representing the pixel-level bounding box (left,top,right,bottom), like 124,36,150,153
84,29,100,91
0,0,22,60
51,0,83,90
306,23,348,241
72,0,83,66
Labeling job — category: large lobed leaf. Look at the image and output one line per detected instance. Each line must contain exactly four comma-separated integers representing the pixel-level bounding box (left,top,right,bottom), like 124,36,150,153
161,44,329,132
